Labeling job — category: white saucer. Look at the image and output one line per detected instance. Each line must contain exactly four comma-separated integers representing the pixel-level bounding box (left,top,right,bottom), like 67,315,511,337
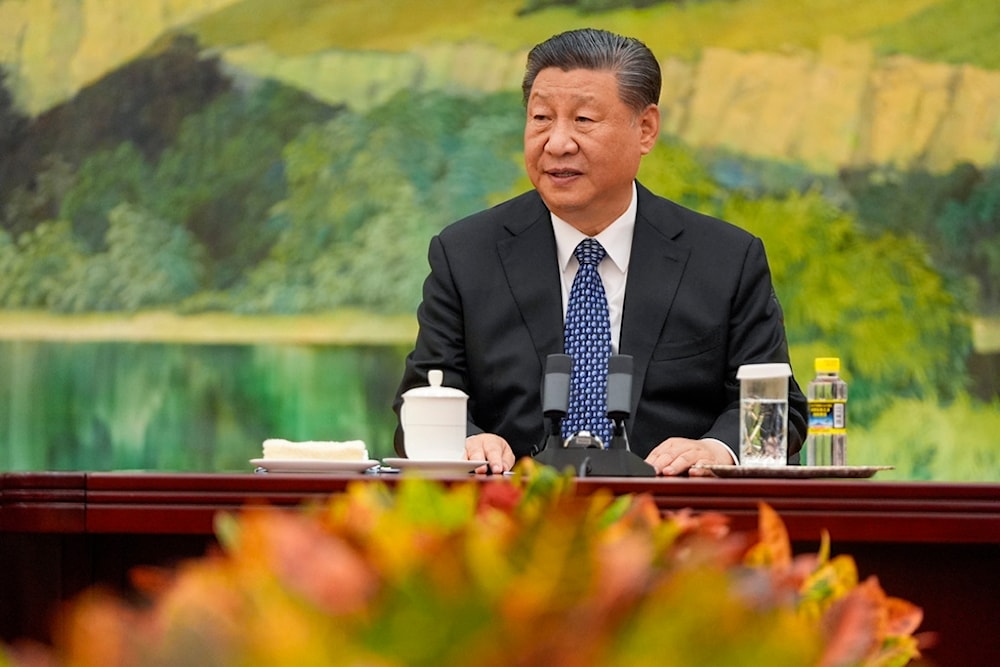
382,458,488,474
250,458,380,474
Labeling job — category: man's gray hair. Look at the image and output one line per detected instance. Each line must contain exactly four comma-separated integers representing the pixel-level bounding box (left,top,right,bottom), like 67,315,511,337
522,28,661,114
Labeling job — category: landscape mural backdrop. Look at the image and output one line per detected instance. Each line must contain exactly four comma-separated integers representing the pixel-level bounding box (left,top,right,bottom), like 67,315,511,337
1,0,998,480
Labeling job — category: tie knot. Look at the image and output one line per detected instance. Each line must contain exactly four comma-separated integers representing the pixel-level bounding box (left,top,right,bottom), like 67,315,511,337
575,238,606,266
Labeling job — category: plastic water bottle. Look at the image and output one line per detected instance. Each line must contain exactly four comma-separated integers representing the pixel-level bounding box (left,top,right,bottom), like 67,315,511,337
805,357,847,466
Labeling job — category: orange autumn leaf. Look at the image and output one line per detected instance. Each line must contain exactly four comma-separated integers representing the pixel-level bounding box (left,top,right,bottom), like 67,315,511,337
240,509,378,616
594,531,657,610
476,478,523,516
745,502,791,568
818,583,882,666
885,596,924,637
127,565,176,599
817,576,923,667
54,590,140,667
667,507,732,540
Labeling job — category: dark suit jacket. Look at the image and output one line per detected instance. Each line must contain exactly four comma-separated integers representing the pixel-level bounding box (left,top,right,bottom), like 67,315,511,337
394,182,807,460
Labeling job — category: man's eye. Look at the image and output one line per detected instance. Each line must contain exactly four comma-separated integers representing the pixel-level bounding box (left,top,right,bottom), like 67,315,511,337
576,116,593,123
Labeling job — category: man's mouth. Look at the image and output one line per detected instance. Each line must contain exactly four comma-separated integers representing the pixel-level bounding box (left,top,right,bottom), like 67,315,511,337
546,169,582,178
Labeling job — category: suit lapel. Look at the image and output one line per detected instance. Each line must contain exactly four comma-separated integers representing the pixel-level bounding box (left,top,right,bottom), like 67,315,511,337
621,185,690,420
497,198,564,368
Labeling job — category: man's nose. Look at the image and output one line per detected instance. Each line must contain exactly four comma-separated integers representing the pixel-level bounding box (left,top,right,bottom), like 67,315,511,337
545,120,579,155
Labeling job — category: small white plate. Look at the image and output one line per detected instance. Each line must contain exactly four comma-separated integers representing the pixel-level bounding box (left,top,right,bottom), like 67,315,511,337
382,458,488,474
250,458,380,474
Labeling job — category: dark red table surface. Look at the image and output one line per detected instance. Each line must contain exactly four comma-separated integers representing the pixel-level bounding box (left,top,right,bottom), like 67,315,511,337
3,471,998,543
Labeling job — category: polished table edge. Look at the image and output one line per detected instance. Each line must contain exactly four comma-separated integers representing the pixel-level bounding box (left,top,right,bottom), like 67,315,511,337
3,471,999,544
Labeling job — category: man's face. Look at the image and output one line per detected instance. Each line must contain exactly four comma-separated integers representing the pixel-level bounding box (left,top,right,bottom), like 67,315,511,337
524,67,659,235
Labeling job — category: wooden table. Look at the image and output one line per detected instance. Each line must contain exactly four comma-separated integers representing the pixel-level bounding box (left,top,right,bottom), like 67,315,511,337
3,471,999,665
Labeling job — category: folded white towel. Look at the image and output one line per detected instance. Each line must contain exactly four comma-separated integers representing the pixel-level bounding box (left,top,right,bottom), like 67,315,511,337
262,438,369,461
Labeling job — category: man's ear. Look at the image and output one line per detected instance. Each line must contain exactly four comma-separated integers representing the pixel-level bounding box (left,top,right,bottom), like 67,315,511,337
638,104,661,154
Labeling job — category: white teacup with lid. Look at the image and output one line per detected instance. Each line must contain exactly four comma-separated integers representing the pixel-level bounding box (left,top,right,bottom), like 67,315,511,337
400,369,468,460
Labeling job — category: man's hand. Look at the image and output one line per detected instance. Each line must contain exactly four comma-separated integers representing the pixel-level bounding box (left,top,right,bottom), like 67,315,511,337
645,437,735,476
466,434,516,475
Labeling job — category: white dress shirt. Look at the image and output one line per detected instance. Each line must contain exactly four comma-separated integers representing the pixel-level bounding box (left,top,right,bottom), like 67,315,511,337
552,184,635,352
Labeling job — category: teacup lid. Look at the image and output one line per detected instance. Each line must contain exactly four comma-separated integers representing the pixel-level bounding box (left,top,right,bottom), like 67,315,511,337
402,369,467,398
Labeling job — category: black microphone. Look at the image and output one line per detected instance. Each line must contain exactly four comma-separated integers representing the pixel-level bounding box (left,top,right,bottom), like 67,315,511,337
606,354,633,450
533,353,572,455
607,354,633,422
542,353,572,423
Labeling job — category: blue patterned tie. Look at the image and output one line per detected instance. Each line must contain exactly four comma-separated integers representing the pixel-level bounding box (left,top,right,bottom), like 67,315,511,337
562,238,612,445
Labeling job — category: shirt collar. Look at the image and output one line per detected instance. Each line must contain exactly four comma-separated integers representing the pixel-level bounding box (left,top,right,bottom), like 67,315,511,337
551,182,636,273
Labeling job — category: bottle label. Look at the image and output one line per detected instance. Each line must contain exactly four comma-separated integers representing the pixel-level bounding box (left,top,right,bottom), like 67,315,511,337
808,400,846,434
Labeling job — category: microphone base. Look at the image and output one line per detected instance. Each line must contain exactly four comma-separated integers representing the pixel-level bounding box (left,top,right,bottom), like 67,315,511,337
532,447,655,478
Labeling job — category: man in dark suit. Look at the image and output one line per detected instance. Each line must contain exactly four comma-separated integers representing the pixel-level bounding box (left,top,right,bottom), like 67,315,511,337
394,28,807,475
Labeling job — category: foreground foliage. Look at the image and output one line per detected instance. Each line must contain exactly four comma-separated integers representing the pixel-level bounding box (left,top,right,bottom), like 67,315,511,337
3,461,923,666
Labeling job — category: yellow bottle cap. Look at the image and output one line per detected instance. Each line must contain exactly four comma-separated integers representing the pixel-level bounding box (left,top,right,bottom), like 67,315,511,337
815,357,840,373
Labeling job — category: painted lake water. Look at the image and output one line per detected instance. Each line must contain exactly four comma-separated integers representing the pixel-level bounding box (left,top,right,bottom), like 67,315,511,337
0,341,408,471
